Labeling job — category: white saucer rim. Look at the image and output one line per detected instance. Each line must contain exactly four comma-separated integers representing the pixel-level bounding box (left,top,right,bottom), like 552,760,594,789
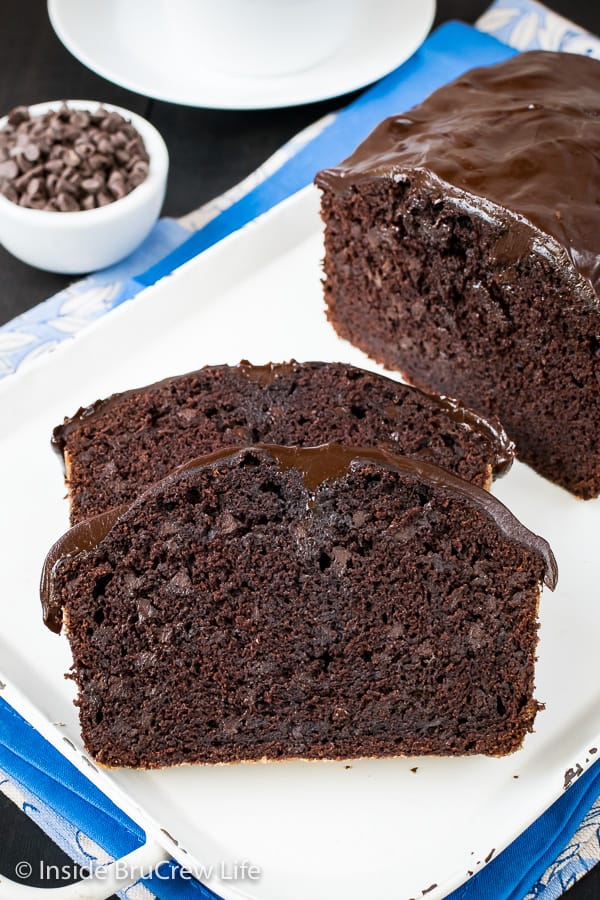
47,0,437,110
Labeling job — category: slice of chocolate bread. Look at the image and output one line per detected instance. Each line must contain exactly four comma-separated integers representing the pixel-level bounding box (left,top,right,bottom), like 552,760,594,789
42,444,556,768
52,361,512,525
316,51,600,498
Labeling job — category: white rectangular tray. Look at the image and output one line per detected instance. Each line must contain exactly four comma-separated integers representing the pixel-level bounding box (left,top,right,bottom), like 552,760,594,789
1,185,599,900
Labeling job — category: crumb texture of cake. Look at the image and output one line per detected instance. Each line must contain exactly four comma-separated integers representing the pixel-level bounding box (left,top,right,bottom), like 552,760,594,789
43,445,556,768
316,51,600,498
52,361,512,524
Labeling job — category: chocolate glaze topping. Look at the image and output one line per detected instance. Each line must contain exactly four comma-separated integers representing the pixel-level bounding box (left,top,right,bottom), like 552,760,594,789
41,505,129,633
41,443,557,634
315,51,600,297
50,360,514,474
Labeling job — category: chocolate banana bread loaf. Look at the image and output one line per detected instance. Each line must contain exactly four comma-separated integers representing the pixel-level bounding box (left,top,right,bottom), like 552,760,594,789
52,361,512,524
42,444,556,768
316,51,600,498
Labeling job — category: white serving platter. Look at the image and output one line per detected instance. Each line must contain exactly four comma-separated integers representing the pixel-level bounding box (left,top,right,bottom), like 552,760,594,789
0,185,599,900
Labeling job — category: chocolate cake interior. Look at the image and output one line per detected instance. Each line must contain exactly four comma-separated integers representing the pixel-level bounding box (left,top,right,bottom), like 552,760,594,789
44,445,555,768
316,52,600,497
52,361,513,524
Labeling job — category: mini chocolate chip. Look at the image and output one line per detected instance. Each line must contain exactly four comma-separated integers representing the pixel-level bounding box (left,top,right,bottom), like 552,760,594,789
97,190,113,206
114,149,130,166
88,152,109,171
111,131,127,150
56,175,78,196
56,192,79,211
81,174,105,193
95,137,113,155
76,142,97,159
49,122,66,141
69,110,90,129
101,112,122,133
129,160,149,187
0,182,18,202
44,158,64,173
15,169,36,190
126,137,145,158
62,148,81,167
0,158,18,179
81,194,96,210
26,176,43,197
17,155,35,174
107,170,126,199
24,143,40,162
28,196,48,209
30,120,47,137
7,106,29,126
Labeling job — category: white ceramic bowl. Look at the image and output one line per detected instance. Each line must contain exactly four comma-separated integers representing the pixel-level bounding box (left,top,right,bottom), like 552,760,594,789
0,100,169,274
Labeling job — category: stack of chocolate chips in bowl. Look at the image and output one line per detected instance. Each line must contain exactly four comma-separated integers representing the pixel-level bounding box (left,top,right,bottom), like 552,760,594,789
0,99,167,272
0,103,149,211
42,360,556,769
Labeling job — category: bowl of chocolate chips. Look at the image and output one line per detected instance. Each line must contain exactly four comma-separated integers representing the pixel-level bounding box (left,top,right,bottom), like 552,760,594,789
0,100,168,273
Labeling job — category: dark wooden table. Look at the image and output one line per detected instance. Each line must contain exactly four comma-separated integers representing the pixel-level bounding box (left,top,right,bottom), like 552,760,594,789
1,1,599,897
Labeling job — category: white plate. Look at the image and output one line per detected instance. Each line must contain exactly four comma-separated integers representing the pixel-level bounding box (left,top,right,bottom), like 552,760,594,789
47,0,436,109
1,185,599,900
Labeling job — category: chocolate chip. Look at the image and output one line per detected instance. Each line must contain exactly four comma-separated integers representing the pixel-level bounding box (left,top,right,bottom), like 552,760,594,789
7,106,29,126
56,175,78,196
15,167,42,191
24,143,40,162
56,192,79,211
62,148,81,167
57,102,71,121
81,174,105,193
0,159,18,179
101,112,122,134
70,110,90,130
44,158,64,174
88,152,109,171
0,182,18,202
128,160,149,187
26,176,43,197
76,141,96,159
64,166,80,184
107,170,126,199
96,137,113,155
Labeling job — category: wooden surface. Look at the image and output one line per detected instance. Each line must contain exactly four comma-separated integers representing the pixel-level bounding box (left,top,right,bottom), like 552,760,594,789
1,1,599,897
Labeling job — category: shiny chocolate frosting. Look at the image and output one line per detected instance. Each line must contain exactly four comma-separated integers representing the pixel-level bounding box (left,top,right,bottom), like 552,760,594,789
50,360,514,475
41,443,556,634
315,51,600,297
